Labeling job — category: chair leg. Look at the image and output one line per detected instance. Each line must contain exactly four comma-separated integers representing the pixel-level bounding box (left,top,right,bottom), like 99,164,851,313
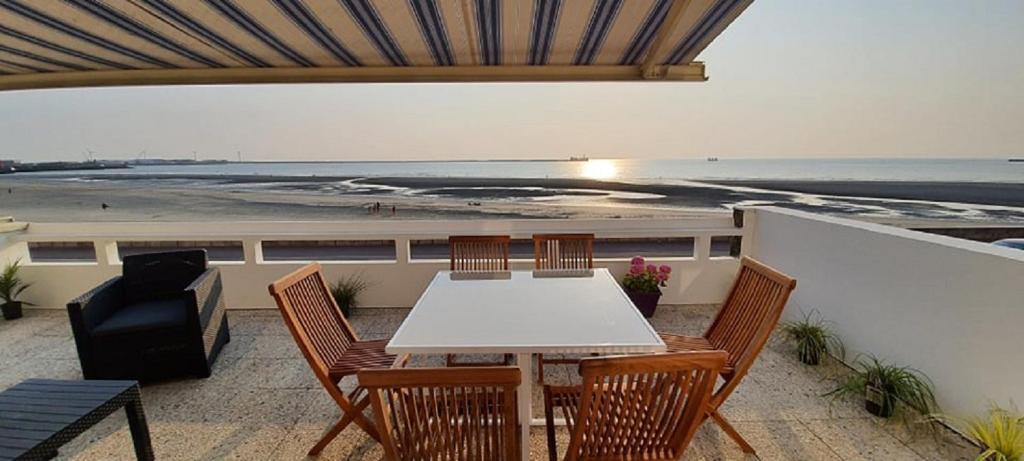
543,387,558,461
309,392,377,456
710,410,756,455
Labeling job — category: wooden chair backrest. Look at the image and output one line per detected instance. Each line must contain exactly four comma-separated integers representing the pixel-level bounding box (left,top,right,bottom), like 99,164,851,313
705,257,796,390
358,367,521,461
533,234,594,270
268,263,359,382
566,351,727,461
449,235,511,271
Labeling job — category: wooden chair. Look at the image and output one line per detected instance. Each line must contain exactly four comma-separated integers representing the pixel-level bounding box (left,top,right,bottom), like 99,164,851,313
533,233,594,270
358,367,521,461
543,351,727,461
533,234,595,384
446,235,514,367
268,263,409,456
658,256,796,455
449,235,511,272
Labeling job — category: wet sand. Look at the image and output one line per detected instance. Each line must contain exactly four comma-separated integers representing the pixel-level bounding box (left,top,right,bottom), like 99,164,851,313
1,174,1023,223
711,180,1024,208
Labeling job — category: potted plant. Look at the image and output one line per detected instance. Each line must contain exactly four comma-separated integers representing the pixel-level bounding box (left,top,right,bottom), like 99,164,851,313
622,256,670,318
935,403,1024,461
779,310,845,365
330,273,369,318
0,259,32,320
826,355,936,419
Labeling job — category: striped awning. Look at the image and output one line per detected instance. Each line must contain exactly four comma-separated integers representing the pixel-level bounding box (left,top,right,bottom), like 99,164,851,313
0,0,752,91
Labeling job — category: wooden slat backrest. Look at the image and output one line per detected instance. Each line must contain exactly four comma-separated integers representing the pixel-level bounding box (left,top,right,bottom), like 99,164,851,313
449,235,511,271
268,263,359,381
358,367,521,461
566,352,727,461
705,257,796,388
533,234,594,270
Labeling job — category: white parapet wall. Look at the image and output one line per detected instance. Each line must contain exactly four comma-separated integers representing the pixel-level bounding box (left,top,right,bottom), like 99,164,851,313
1,217,745,310
747,206,1024,418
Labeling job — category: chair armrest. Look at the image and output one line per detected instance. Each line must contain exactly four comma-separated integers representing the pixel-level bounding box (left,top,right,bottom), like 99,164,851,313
67,276,124,333
392,354,411,369
185,267,223,330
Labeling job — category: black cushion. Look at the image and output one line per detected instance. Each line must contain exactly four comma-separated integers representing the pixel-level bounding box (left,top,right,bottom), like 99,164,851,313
122,250,207,305
92,299,188,337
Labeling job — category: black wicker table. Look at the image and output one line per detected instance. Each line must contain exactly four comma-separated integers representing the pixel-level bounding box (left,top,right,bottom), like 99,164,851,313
0,379,153,461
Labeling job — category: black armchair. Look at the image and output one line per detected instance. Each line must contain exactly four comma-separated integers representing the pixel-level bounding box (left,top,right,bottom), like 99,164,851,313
66,250,230,381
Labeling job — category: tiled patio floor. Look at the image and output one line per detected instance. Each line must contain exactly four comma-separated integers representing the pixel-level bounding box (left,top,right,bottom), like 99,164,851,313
1,306,976,460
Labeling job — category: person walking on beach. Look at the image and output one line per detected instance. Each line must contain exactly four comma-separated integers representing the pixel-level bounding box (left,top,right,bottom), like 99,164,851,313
391,205,396,216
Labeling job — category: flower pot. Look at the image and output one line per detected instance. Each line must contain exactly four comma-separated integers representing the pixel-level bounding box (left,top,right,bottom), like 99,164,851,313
1,301,23,320
625,289,661,318
864,382,894,418
339,302,352,318
799,345,822,366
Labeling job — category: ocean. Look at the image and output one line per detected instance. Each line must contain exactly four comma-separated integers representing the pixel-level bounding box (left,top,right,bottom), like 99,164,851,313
24,158,1024,183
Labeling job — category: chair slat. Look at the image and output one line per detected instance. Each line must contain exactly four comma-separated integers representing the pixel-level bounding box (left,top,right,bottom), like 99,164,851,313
359,367,521,461
545,352,726,461
533,234,594,271
657,256,797,455
269,263,402,453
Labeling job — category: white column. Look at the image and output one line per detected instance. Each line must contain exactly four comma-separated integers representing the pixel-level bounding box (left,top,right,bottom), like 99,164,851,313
394,238,410,265
94,239,119,267
242,239,263,266
516,353,532,461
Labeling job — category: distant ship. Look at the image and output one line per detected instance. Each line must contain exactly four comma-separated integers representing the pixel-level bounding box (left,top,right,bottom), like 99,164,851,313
706,157,719,162
1010,158,1023,162
568,156,589,162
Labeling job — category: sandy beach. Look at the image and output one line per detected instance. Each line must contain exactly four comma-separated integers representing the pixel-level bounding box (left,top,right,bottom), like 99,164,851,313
2,174,1023,223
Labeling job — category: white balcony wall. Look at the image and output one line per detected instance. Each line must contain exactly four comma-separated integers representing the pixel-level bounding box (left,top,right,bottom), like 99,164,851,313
748,207,1024,418
3,218,744,309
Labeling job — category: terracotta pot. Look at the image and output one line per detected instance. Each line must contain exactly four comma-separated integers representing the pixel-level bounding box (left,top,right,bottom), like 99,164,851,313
864,382,894,418
625,289,661,318
799,345,822,365
1,301,23,320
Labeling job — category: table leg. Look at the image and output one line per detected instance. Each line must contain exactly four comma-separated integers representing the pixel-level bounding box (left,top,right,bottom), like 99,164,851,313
125,395,155,461
516,353,532,461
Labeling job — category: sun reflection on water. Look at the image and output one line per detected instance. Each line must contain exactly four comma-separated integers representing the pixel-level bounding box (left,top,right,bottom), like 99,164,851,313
580,159,618,180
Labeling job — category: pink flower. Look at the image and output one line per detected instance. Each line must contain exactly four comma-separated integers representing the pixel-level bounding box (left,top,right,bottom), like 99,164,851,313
659,265,671,274
656,272,668,282
630,256,645,266
629,265,643,276
646,264,657,273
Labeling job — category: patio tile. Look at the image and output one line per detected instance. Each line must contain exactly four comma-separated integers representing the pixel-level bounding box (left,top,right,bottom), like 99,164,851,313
690,419,841,460
0,306,977,461
801,417,926,460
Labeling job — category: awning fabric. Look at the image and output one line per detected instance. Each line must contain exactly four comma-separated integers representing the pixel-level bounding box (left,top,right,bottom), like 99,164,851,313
0,0,752,91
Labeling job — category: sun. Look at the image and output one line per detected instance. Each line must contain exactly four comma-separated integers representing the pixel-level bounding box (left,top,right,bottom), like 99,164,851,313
580,159,618,180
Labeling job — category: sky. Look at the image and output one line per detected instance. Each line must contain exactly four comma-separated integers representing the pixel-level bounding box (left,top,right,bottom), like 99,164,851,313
0,0,1021,162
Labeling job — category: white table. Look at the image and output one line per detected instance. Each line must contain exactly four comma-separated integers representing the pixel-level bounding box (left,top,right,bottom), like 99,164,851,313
386,269,666,460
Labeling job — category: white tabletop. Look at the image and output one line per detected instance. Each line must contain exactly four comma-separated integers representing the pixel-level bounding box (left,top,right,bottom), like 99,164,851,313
387,269,665,355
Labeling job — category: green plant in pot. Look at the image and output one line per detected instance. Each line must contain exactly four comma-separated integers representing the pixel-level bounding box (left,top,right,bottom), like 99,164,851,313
621,256,671,318
779,310,845,365
0,259,32,320
330,273,369,318
934,402,1024,461
827,355,936,419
